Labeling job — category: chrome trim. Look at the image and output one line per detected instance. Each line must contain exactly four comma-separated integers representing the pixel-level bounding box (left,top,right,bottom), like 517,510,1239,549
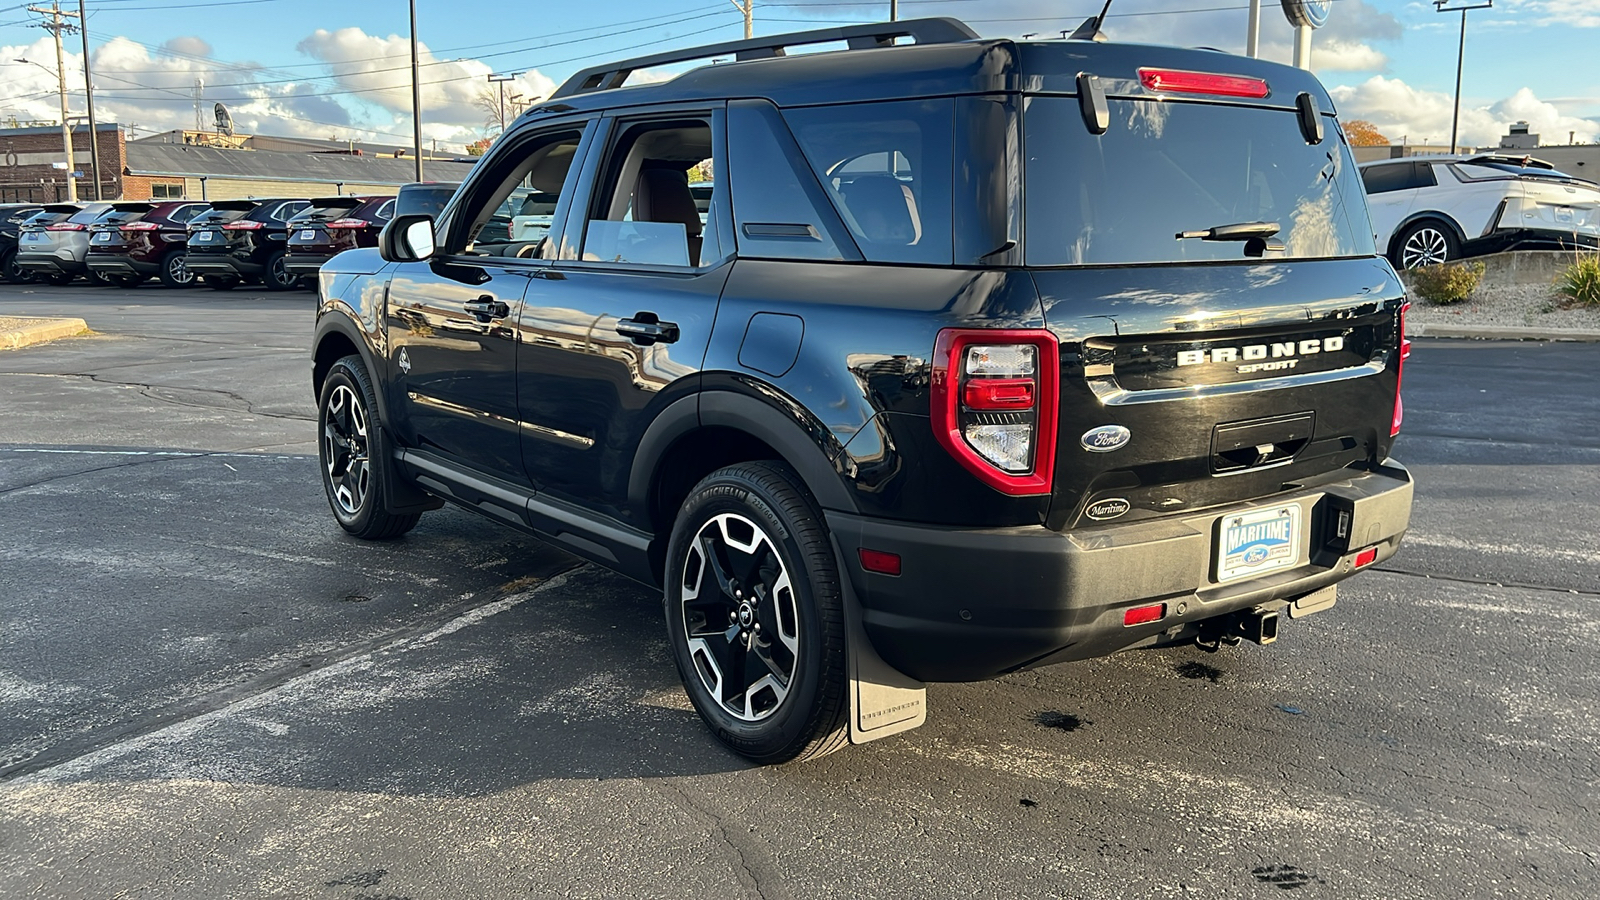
1089,360,1387,405
406,391,595,448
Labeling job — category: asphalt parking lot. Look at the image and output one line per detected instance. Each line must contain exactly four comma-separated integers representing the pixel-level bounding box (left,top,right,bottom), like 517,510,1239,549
1,283,1597,899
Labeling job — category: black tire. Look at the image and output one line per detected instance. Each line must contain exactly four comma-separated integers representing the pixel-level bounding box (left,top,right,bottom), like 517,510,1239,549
262,251,297,291
86,268,114,286
108,275,146,289
317,355,422,540
664,461,849,765
1,250,34,284
158,251,195,288
1392,219,1459,269
203,275,239,291
44,272,73,286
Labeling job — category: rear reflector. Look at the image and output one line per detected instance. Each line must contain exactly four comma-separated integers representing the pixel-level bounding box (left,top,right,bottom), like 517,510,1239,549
1354,546,1379,568
1139,68,1271,99
1392,303,1411,437
1123,603,1166,627
858,548,902,576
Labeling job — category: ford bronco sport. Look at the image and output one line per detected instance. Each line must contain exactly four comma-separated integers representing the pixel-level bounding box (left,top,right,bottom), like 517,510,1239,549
311,17,1414,764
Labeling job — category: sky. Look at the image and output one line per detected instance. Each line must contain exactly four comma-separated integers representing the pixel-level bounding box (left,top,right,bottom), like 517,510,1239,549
0,0,1595,153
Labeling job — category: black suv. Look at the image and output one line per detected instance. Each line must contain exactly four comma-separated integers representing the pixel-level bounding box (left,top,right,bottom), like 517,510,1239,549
1,203,45,283
312,19,1414,764
185,198,309,290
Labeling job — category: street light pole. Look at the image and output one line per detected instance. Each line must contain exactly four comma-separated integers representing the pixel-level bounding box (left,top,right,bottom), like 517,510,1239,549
73,0,100,200
1434,0,1492,155
409,0,423,181
487,72,518,135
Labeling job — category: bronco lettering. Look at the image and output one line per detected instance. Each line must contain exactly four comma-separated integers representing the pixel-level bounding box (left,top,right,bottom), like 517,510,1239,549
1177,335,1344,368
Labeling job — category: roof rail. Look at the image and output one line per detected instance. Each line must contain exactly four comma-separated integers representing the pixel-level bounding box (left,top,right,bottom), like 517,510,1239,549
548,17,980,100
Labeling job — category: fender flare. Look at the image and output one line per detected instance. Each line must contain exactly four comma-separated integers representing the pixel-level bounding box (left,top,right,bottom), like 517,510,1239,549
627,389,859,526
312,311,391,425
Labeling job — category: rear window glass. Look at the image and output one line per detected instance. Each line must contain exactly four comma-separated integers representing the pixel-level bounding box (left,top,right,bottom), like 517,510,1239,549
295,198,363,221
191,206,251,225
1023,97,1376,265
785,98,954,265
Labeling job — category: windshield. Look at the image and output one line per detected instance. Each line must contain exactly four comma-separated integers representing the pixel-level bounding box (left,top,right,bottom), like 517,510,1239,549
1023,97,1375,266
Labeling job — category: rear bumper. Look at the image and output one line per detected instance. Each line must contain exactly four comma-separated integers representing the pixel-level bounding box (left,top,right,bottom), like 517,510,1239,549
185,252,263,277
828,461,1414,682
86,255,160,277
15,251,85,274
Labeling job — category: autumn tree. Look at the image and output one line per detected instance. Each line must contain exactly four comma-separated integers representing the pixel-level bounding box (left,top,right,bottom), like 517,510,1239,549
1344,119,1390,146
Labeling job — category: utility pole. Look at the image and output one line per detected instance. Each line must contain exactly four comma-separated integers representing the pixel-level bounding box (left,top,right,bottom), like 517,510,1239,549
71,0,100,199
1435,0,1492,155
1246,0,1261,57
28,2,77,201
890,1,897,21
409,0,423,181
728,0,752,39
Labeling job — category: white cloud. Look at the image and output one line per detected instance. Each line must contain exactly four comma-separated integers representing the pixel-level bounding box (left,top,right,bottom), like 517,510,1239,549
1329,75,1600,146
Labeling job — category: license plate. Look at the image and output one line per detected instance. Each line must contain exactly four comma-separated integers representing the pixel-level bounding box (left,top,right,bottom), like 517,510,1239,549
1555,207,1574,224
92,231,113,242
21,233,42,243
298,229,317,240
1216,505,1302,582
193,231,215,242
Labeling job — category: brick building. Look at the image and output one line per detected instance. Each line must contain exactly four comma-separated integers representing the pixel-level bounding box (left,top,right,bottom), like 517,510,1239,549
120,142,475,201
0,124,125,202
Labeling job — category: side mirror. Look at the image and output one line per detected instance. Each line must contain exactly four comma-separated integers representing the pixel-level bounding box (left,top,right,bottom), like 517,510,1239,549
379,213,437,262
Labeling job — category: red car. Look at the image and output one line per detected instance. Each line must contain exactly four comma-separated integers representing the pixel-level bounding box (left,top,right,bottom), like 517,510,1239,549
285,195,395,284
86,200,211,288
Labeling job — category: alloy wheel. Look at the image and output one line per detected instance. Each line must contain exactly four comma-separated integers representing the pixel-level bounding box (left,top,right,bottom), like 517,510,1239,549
680,512,801,722
323,384,371,515
1401,227,1450,268
167,254,193,285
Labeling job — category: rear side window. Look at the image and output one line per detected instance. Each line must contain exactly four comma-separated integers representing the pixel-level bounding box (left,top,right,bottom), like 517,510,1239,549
1023,97,1376,265
1361,164,1412,194
785,99,953,265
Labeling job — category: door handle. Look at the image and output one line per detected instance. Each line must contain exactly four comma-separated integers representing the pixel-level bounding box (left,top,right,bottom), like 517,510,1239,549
615,312,680,346
463,295,510,321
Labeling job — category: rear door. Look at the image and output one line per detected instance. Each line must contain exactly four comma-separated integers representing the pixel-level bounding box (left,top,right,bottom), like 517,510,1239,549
386,121,597,485
1361,162,1424,248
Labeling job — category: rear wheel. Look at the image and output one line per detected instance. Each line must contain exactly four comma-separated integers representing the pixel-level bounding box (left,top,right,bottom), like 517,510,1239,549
203,275,239,291
263,251,298,291
1394,220,1458,269
158,251,195,288
664,461,849,765
1,251,34,284
317,355,422,540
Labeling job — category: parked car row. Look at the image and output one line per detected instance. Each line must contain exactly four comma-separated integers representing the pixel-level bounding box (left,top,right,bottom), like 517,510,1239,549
0,195,397,290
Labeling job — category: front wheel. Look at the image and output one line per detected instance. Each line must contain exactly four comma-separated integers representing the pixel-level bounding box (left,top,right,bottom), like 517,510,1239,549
1394,220,1458,269
203,275,239,291
317,355,422,540
263,251,297,291
159,251,195,288
664,461,849,765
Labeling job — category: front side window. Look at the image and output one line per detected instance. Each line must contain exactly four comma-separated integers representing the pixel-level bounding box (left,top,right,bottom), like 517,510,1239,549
1024,97,1376,265
577,118,724,268
453,129,585,260
785,99,954,265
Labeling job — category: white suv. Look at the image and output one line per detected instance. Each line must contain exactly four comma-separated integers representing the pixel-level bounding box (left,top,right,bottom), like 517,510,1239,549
1360,155,1600,268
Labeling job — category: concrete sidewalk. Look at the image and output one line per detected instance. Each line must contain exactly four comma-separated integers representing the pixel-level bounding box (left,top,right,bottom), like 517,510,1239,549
0,315,90,350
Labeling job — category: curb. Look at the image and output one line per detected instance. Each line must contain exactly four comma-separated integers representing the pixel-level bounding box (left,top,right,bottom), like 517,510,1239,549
0,316,91,351
1410,323,1600,342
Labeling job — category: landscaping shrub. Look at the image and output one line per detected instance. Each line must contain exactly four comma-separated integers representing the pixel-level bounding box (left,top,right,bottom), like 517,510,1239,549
1556,255,1600,308
1408,261,1485,305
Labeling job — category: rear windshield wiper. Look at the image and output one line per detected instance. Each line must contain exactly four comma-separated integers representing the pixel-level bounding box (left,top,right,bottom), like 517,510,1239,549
1176,221,1283,258
1175,221,1280,241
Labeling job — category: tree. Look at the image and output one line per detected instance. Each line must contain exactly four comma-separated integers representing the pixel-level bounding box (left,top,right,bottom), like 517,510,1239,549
472,88,505,134
1344,119,1390,147
466,137,493,157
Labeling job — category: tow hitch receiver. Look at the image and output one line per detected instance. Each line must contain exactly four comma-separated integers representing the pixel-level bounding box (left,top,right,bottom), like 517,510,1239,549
1241,608,1280,645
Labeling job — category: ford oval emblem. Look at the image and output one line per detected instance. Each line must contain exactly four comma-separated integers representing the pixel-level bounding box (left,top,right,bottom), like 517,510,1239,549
1081,425,1131,453
1086,498,1131,521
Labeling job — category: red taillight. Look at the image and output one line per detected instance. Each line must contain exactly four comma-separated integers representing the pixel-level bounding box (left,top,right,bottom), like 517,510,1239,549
120,221,159,232
962,378,1035,410
1139,68,1271,99
1354,546,1379,568
325,218,370,230
1391,302,1411,437
222,220,264,230
1124,603,1166,627
47,222,85,232
931,328,1059,496
858,548,902,576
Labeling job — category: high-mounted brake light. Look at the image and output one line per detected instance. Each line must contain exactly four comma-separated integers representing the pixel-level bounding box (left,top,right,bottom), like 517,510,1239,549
325,218,372,230
1391,302,1411,437
222,220,264,230
1139,68,1270,99
46,222,86,232
120,221,160,231
931,329,1059,496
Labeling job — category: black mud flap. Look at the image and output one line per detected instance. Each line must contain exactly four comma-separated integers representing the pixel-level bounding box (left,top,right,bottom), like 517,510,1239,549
831,536,927,744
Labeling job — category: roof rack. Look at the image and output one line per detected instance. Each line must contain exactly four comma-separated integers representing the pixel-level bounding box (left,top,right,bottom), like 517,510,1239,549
549,17,980,100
